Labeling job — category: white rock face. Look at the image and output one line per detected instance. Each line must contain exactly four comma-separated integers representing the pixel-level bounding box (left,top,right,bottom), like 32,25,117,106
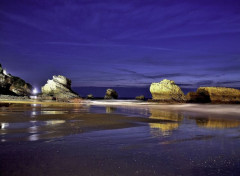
41,75,79,99
150,79,185,102
53,75,71,88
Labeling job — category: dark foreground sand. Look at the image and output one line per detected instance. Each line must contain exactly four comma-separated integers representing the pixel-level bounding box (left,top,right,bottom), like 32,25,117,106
1,102,240,176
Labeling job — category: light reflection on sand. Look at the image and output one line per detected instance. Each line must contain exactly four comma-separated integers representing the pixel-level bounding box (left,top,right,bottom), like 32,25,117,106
1,102,240,142
148,109,183,136
45,120,66,125
196,118,240,129
1,102,240,175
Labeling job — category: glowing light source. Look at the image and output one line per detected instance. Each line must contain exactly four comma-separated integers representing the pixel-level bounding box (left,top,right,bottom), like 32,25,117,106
3,69,7,75
32,88,38,94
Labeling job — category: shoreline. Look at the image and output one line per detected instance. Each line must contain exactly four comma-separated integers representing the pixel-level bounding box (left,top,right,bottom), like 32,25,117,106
1,99,240,117
0,99,82,105
88,100,240,117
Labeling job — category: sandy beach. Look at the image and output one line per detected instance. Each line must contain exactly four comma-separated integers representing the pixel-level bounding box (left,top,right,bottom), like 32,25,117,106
1,99,240,117
1,100,240,176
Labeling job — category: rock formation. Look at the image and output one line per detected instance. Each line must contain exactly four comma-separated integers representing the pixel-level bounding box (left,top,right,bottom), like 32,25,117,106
135,95,145,100
187,87,240,103
150,79,185,102
104,89,118,99
41,75,79,100
186,91,211,103
0,64,33,96
86,94,94,99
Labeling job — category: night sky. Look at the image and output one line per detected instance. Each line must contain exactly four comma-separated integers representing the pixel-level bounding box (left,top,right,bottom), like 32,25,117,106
0,0,240,90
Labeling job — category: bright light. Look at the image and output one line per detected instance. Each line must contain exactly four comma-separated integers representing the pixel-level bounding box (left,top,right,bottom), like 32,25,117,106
32,88,38,94
1,123,9,129
3,69,7,75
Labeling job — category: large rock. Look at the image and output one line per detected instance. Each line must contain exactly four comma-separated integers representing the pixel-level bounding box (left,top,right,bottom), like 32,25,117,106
187,87,240,104
104,89,118,99
0,64,33,96
150,79,185,102
41,75,79,100
186,91,211,103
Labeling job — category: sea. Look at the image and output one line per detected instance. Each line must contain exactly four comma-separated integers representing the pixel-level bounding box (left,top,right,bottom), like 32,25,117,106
72,87,196,99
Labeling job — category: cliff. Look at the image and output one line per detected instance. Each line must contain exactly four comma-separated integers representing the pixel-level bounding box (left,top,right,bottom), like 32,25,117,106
0,64,33,96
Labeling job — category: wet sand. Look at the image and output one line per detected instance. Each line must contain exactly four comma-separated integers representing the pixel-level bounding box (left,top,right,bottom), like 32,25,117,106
89,100,240,117
1,99,240,116
1,102,240,175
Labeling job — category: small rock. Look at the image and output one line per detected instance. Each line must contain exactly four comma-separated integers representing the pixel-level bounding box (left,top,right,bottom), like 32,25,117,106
135,95,145,100
86,94,94,99
104,89,118,99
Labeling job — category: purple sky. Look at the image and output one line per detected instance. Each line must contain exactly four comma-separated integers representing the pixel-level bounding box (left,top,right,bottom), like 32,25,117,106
0,0,240,89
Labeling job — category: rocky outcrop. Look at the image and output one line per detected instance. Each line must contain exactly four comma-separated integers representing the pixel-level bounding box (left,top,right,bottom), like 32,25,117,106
0,95,30,100
86,94,94,99
0,64,33,96
187,87,240,103
41,75,80,101
150,79,186,102
104,89,118,99
186,91,211,103
135,95,145,100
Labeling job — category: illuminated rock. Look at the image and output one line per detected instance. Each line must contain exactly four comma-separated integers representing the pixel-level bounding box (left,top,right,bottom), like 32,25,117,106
104,89,118,99
150,79,185,102
41,75,79,100
0,63,33,96
187,87,240,103
87,94,94,99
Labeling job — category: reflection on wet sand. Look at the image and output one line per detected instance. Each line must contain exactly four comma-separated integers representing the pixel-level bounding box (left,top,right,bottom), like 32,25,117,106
196,118,240,129
149,109,183,136
1,104,164,142
106,106,117,113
